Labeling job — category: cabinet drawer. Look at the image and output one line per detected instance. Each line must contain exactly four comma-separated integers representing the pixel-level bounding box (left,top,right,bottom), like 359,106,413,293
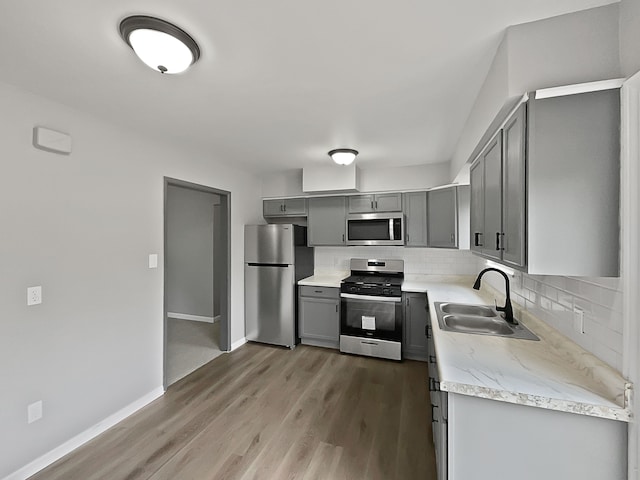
299,285,339,299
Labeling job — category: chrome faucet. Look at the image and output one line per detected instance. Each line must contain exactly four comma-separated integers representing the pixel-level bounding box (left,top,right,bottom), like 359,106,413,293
472,268,517,325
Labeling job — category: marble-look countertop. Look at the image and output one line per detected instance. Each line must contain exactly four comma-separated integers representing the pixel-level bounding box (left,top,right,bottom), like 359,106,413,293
304,271,631,421
298,271,349,288
411,276,631,422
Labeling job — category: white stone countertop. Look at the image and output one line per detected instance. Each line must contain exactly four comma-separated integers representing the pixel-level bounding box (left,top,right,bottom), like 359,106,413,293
298,271,349,288
303,271,631,422
414,276,631,422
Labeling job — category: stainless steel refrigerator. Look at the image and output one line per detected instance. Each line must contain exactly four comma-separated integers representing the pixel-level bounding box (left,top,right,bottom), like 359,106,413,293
244,224,314,348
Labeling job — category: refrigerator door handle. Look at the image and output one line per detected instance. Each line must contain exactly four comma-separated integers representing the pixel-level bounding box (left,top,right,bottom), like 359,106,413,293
247,262,290,267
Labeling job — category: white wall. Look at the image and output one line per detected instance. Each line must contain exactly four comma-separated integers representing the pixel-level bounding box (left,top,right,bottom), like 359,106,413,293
450,3,621,181
0,81,263,478
620,0,640,77
262,162,452,198
508,4,621,93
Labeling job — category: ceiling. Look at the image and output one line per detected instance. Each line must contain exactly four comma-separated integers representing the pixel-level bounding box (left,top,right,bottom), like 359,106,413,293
0,0,617,174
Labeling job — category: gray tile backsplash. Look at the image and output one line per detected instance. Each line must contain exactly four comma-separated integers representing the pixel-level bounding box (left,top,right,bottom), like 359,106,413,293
479,260,624,373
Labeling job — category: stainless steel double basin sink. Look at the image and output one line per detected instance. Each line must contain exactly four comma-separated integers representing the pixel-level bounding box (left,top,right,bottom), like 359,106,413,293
434,302,539,341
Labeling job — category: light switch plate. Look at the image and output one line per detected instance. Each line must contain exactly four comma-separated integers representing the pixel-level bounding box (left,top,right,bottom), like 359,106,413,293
148,254,158,269
27,400,43,424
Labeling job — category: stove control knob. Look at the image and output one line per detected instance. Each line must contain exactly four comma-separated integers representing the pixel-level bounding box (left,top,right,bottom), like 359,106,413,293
382,288,391,295
349,286,357,293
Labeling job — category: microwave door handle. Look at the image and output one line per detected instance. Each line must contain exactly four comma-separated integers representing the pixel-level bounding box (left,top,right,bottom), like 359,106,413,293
389,218,394,240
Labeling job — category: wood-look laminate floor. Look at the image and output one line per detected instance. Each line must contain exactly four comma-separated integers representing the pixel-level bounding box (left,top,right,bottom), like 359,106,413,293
30,343,436,480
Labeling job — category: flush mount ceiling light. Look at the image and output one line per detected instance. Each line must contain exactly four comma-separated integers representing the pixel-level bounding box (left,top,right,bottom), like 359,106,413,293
328,148,358,166
119,15,200,74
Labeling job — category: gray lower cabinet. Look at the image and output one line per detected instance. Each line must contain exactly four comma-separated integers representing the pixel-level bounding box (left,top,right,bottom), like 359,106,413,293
428,187,458,248
307,196,347,246
403,192,428,247
402,292,429,360
298,286,340,349
263,198,308,217
447,393,625,480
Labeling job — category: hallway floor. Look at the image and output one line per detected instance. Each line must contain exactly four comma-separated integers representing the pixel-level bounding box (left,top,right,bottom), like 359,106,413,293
166,317,223,386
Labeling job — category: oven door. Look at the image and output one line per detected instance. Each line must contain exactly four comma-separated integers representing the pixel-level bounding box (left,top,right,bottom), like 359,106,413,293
340,293,403,342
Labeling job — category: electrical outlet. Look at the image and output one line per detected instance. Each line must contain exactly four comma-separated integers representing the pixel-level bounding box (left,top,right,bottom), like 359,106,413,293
27,286,42,306
573,307,584,334
27,401,43,424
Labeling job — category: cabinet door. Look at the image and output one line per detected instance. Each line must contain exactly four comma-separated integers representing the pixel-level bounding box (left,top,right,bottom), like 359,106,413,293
481,132,503,260
502,104,526,268
428,187,458,248
299,296,339,344
469,159,484,253
374,193,403,212
308,196,347,246
403,293,429,360
403,192,428,247
348,195,376,213
283,198,307,216
263,199,284,217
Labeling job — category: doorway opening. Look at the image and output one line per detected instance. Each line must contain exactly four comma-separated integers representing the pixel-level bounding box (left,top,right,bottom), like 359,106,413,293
163,178,230,388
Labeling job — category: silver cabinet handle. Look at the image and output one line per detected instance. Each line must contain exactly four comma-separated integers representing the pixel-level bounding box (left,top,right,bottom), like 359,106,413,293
451,233,455,242
371,201,374,210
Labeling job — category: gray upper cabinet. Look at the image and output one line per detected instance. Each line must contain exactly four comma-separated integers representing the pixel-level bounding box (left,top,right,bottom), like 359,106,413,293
427,187,458,248
501,104,527,268
348,193,402,213
469,85,620,276
374,193,403,212
482,132,503,261
471,109,524,264
263,198,308,217
526,87,619,276
470,158,484,254
307,196,347,246
403,192,428,247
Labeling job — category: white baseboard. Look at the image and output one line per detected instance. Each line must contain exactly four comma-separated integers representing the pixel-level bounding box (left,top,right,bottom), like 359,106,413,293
167,312,216,323
3,387,164,480
230,337,247,351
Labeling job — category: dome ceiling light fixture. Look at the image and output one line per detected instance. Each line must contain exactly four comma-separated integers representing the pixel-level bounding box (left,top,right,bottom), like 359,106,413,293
119,15,200,74
328,148,358,166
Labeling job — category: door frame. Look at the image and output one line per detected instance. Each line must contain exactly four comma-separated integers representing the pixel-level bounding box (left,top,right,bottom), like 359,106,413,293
622,72,640,480
163,177,231,389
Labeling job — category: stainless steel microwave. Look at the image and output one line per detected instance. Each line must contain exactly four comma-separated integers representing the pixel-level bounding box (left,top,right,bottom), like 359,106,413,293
346,213,405,246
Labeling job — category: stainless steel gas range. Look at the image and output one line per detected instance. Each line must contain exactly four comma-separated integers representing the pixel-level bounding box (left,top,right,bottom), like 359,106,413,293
339,258,404,361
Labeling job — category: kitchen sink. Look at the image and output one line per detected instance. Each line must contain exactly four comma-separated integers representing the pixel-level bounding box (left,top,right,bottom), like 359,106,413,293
442,314,514,335
434,302,539,341
439,303,497,317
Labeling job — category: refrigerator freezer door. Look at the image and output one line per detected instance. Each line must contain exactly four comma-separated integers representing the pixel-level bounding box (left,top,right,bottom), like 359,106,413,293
244,224,294,265
245,263,296,347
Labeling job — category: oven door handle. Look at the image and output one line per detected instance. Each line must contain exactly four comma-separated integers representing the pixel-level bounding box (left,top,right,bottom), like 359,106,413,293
340,293,402,303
